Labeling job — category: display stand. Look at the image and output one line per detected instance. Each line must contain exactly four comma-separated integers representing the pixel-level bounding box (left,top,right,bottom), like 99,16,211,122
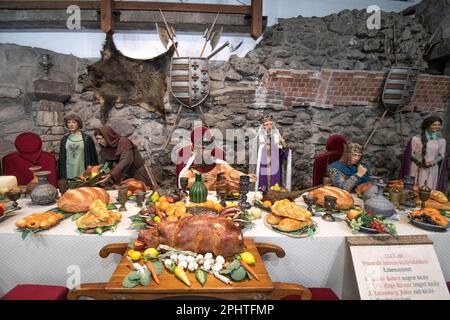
347,235,450,300
68,239,312,300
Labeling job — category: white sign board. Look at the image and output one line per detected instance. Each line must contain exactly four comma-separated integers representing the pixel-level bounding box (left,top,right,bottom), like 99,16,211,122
350,244,450,300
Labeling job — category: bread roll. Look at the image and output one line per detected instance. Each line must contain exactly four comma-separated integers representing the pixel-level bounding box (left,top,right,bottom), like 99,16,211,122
430,190,448,204
415,198,450,211
309,186,354,210
58,187,110,213
267,213,283,225
277,218,312,232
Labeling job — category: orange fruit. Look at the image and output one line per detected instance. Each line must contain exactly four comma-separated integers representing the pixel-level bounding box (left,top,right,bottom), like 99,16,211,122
213,203,223,212
263,200,272,207
205,200,214,209
166,206,175,216
159,196,168,203
159,202,170,212
127,190,132,197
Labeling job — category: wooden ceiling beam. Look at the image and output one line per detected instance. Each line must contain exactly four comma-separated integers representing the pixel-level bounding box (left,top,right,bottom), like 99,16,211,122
0,1,100,10
0,0,264,38
0,1,251,14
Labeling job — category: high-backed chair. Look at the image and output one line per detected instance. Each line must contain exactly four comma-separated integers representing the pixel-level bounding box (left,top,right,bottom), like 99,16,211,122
1,132,57,187
312,135,347,186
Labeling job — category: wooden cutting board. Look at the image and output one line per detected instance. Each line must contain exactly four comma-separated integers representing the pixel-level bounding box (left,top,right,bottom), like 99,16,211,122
105,238,274,294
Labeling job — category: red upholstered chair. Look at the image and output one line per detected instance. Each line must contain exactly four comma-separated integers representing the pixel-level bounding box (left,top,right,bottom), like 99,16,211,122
281,288,339,300
1,132,57,187
175,144,225,184
1,285,69,300
312,135,347,186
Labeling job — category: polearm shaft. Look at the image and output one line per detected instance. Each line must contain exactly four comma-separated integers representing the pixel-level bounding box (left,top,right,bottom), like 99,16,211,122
207,41,229,59
159,9,179,56
363,110,388,150
200,12,220,57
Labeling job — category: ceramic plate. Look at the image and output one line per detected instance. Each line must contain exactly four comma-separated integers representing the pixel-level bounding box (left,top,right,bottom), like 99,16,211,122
345,218,382,234
0,206,22,222
263,215,316,238
408,216,448,232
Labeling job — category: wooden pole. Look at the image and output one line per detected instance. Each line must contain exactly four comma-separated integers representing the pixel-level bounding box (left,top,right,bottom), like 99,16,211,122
250,0,262,39
101,0,114,33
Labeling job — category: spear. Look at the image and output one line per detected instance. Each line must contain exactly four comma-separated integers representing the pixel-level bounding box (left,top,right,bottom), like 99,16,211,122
159,9,179,56
200,12,220,57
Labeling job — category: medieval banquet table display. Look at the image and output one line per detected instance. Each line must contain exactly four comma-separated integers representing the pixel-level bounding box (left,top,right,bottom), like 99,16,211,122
0,190,449,300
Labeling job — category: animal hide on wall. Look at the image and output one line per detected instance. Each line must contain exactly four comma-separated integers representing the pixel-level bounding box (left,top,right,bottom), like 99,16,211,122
79,32,175,123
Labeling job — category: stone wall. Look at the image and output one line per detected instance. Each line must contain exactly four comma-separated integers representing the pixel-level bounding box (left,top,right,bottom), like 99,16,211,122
0,43,89,158
230,9,430,74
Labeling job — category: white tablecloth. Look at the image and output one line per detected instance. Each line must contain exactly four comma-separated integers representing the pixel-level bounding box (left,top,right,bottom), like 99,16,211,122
0,192,449,299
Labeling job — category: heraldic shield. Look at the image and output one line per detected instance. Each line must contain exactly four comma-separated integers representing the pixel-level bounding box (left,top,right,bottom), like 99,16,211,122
170,57,210,108
382,67,420,113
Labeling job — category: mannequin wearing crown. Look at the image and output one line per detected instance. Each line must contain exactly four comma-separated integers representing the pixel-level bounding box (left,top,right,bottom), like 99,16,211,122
250,114,292,192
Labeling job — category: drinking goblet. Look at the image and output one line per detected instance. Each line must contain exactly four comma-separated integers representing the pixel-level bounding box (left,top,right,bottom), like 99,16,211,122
6,189,21,208
303,194,318,215
322,195,337,222
117,186,128,212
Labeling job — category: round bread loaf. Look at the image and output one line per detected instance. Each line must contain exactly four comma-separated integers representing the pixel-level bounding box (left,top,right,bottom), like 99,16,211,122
58,187,110,213
308,186,354,210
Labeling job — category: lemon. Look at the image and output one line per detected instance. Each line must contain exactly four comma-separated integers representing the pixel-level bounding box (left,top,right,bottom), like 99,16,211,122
143,248,159,258
128,249,142,261
226,202,238,207
153,216,161,223
240,251,255,265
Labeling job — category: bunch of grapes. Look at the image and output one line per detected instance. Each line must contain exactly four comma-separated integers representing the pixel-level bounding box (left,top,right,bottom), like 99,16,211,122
369,219,385,233
350,219,363,234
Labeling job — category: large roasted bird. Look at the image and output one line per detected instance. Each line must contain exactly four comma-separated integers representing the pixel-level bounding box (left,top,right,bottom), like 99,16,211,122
138,214,244,257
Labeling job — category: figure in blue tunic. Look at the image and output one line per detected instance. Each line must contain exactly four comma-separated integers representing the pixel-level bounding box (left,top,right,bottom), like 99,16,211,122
327,143,370,192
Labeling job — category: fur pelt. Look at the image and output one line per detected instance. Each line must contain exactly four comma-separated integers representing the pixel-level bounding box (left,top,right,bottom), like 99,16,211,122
79,32,175,123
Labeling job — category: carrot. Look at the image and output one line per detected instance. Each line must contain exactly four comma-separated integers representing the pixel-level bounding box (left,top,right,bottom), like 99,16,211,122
146,261,160,285
155,207,163,220
240,260,260,281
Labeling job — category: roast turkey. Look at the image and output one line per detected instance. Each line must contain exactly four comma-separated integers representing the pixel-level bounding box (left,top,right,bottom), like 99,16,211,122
121,178,147,193
138,215,244,257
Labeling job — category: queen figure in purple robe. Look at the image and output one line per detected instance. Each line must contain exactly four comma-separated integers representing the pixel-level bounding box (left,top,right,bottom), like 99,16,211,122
250,114,292,192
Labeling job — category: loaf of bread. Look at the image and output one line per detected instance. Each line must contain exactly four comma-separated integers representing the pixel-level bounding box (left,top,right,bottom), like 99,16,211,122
277,218,312,232
430,190,448,204
308,186,354,210
58,187,110,213
267,213,283,225
15,212,65,229
76,200,121,229
415,198,450,211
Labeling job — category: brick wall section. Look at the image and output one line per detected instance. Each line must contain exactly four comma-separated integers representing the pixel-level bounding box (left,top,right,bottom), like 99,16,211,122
266,69,450,112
